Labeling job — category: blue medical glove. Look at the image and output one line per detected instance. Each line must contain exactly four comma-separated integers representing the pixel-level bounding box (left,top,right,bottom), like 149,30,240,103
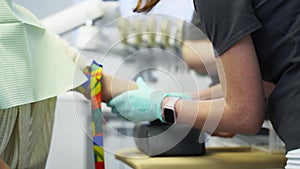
107,77,164,122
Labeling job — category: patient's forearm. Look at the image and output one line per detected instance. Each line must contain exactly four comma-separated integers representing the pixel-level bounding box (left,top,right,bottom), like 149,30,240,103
102,73,137,103
55,32,138,102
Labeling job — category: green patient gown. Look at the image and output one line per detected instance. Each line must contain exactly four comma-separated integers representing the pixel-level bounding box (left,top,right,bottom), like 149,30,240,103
0,0,87,109
0,0,87,168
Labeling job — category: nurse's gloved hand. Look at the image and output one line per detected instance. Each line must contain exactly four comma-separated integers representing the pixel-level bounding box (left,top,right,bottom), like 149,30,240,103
107,77,165,122
107,77,191,122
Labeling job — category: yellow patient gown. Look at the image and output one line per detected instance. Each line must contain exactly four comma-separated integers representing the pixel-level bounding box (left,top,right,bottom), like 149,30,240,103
0,0,87,168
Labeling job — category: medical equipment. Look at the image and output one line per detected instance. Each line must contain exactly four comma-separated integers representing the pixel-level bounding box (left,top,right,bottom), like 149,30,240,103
116,14,184,51
41,0,104,35
134,121,206,157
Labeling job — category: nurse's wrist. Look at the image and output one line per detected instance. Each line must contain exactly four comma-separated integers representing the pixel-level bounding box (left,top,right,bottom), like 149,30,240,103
160,97,181,122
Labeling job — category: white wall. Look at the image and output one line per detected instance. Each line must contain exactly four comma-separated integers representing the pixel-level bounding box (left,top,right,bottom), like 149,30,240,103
14,0,75,18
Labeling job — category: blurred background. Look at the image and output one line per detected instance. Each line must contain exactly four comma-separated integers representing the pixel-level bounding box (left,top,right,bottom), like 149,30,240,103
13,0,278,168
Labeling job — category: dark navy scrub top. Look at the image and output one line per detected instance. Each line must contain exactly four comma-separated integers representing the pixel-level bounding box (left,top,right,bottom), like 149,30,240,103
194,0,300,152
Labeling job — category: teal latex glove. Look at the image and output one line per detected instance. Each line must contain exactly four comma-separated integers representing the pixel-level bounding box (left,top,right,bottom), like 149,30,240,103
107,77,191,122
107,77,164,122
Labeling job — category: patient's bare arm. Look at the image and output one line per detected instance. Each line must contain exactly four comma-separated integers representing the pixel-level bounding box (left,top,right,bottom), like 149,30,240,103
74,70,137,102
101,73,137,103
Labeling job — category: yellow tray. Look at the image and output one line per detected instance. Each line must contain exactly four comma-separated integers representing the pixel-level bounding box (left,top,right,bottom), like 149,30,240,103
115,147,286,169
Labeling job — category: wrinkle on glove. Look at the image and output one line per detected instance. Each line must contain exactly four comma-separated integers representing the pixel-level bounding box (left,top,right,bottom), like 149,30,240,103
0,0,87,109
